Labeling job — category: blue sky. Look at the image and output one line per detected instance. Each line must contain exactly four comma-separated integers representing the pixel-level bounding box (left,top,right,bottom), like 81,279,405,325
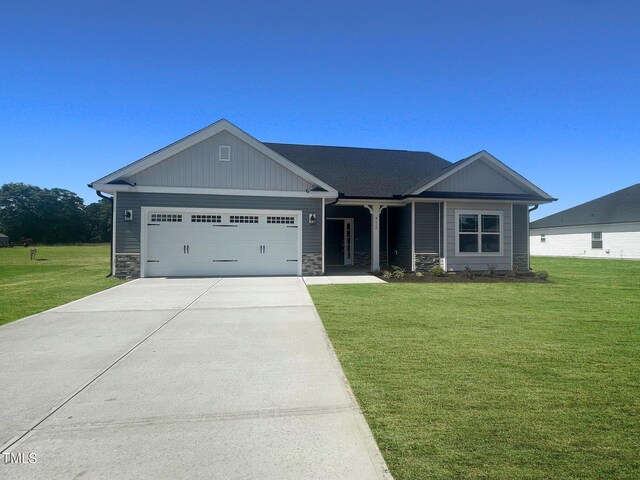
1,0,638,220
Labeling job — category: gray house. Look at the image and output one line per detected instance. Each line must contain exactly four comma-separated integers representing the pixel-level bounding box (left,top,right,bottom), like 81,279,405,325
89,119,555,278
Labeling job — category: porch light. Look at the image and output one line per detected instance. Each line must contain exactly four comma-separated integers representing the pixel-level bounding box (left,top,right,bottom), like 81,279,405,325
308,214,317,225
124,209,133,222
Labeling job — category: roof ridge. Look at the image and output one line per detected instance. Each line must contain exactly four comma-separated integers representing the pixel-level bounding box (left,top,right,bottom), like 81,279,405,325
264,142,444,157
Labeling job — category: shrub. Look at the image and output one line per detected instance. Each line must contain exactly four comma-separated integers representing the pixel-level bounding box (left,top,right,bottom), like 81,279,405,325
430,265,446,277
485,264,497,277
536,270,549,280
415,271,424,277
391,266,406,279
507,264,522,278
382,270,393,279
462,265,474,278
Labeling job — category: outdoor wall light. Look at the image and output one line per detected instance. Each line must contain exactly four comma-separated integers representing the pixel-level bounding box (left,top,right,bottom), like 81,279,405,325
308,213,317,225
123,209,133,222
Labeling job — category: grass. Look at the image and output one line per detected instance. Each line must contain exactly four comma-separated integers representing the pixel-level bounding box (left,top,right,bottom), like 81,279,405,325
0,244,123,326
308,257,640,479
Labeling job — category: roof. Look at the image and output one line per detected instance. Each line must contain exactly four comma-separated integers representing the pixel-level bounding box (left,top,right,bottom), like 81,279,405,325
264,143,451,198
0,233,8,238
531,183,640,229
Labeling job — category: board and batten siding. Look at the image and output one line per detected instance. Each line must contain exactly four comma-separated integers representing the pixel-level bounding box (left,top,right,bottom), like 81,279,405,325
445,201,513,271
388,205,412,270
530,222,640,259
415,203,440,254
125,130,314,192
115,192,323,254
428,158,532,195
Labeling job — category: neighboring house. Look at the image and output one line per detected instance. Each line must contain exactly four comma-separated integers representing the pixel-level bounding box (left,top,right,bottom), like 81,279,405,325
89,119,555,278
0,233,8,246
530,184,640,260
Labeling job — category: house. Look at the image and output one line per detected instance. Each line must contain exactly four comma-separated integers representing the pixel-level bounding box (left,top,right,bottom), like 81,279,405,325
89,119,555,278
530,184,640,260
0,233,8,246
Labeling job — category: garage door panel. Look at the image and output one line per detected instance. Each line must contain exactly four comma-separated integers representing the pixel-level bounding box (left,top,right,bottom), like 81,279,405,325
144,210,300,277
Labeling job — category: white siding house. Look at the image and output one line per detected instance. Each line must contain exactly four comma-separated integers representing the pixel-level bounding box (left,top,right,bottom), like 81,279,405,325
530,184,640,260
530,222,640,259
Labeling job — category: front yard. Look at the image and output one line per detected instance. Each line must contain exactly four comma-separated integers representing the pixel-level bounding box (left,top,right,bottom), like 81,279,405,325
308,257,640,479
0,244,123,326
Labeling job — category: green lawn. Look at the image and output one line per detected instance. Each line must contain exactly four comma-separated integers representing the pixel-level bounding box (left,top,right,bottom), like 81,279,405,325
308,257,640,480
0,244,123,326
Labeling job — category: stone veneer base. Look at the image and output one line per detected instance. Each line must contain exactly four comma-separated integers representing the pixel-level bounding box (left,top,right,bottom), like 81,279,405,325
115,254,141,279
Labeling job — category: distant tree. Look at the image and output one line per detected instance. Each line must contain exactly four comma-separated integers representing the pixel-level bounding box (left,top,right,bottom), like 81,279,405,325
85,199,112,243
0,183,91,244
0,183,42,242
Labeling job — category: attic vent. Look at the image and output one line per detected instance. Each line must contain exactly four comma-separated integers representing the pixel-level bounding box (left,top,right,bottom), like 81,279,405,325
219,145,231,162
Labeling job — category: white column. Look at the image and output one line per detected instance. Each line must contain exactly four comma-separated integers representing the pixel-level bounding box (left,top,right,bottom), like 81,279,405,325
365,204,385,272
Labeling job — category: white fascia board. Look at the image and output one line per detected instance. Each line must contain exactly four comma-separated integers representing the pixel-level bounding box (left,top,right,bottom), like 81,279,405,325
412,197,549,205
335,198,407,207
90,184,338,198
91,119,339,194
407,150,555,200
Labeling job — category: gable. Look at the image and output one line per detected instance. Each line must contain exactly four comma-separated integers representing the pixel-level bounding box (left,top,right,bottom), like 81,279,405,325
426,157,535,195
124,130,315,192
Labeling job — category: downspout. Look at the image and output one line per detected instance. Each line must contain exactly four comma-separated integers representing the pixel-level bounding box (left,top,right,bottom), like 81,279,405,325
96,190,114,277
528,205,538,213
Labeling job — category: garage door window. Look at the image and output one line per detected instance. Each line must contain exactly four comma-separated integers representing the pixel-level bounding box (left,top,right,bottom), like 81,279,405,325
191,214,221,223
267,216,295,224
151,214,182,222
230,215,259,223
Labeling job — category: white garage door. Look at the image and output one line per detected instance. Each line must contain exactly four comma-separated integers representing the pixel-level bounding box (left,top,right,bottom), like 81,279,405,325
143,209,301,277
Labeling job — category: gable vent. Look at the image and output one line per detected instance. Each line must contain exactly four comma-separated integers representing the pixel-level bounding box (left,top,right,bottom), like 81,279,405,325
219,145,231,161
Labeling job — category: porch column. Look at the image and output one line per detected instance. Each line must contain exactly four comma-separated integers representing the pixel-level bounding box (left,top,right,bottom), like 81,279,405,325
365,204,386,272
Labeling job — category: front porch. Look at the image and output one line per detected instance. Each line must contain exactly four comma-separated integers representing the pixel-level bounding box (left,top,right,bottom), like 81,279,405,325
324,202,411,273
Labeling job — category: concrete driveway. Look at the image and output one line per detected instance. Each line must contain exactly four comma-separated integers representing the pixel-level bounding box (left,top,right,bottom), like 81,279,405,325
0,277,390,479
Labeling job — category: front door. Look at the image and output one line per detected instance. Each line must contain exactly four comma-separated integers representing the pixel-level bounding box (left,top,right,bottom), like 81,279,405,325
326,218,354,266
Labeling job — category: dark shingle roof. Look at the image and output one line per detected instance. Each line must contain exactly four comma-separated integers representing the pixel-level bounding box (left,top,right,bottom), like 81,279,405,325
531,184,640,229
264,143,451,198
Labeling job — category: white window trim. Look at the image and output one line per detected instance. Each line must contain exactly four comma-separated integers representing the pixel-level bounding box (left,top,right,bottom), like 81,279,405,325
591,231,603,249
454,209,504,257
219,145,231,161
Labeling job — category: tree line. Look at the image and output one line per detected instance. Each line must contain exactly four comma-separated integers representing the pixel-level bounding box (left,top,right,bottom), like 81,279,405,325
0,183,111,244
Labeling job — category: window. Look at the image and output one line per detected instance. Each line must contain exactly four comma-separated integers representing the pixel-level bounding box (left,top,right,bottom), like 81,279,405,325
541,234,546,243
591,232,603,249
267,216,295,224
219,145,231,161
191,214,221,223
230,215,258,224
150,213,182,222
456,211,502,255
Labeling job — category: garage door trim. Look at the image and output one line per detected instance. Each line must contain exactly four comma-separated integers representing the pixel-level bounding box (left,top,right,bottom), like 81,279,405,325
140,206,303,277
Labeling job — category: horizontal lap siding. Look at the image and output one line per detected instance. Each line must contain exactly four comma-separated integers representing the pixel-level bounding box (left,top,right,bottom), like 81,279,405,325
530,222,640,259
115,193,322,254
415,203,440,253
446,201,512,271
